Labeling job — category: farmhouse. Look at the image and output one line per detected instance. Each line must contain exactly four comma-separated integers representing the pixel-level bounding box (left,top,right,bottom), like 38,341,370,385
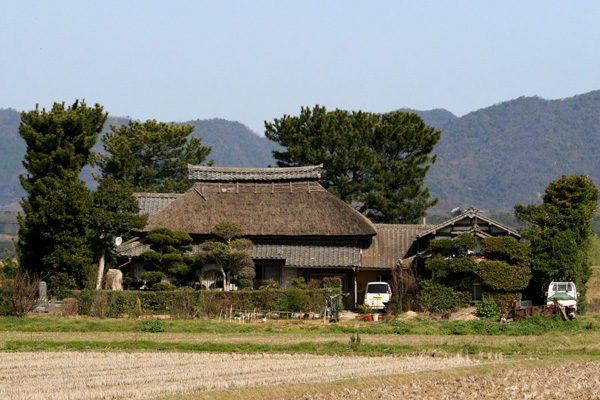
116,165,520,309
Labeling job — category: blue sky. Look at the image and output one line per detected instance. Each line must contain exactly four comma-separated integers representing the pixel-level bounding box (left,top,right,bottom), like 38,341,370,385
2,2,599,134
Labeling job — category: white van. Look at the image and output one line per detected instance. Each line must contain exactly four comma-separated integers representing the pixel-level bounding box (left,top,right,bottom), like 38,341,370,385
364,282,392,310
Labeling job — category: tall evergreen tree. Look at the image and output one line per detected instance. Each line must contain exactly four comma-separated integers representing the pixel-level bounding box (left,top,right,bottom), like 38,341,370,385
265,106,440,223
97,120,213,193
18,101,106,286
90,177,147,289
515,174,599,309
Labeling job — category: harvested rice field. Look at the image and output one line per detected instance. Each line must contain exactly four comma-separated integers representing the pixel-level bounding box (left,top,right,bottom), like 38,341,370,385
0,351,479,400
293,362,600,400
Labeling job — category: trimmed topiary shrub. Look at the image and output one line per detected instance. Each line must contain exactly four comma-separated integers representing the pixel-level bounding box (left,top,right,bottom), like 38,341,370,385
481,236,530,267
477,260,531,291
151,282,176,291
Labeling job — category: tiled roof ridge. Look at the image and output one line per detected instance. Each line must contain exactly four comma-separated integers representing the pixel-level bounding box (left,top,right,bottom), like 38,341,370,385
188,164,323,181
133,192,182,197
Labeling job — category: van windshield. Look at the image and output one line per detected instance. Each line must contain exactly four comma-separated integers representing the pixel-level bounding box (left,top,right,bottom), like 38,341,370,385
367,284,388,293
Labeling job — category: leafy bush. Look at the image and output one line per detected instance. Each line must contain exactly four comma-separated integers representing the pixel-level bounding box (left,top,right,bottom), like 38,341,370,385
236,278,253,289
418,279,458,312
476,297,501,319
477,260,531,291
322,277,342,289
357,304,373,315
259,279,279,289
285,289,309,312
481,236,530,267
482,291,521,311
48,273,77,300
139,318,166,332
385,296,402,315
151,282,176,291
140,271,166,286
291,277,308,289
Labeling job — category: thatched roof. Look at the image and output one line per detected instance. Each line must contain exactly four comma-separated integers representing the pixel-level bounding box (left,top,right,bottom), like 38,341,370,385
188,164,323,182
133,193,181,216
136,180,377,238
417,207,520,239
362,224,433,269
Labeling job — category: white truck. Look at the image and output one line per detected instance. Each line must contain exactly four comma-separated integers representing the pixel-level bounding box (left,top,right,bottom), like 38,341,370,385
545,281,579,319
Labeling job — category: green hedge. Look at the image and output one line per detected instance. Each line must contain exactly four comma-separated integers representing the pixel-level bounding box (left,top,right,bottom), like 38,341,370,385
68,288,334,318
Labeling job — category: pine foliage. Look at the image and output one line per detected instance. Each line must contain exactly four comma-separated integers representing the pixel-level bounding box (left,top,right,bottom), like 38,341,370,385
97,119,212,193
265,106,440,223
17,101,106,285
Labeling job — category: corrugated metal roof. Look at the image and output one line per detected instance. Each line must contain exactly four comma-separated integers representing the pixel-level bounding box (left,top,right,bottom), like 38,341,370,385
188,164,323,181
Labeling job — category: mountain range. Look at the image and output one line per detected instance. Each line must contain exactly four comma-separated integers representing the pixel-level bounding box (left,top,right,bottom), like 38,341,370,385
1,90,599,215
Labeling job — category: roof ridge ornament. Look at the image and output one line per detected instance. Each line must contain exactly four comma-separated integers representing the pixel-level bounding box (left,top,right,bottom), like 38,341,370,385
188,164,323,182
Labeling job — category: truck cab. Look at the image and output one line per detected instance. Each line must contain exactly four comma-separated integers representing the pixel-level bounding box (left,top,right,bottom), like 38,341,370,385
546,281,579,318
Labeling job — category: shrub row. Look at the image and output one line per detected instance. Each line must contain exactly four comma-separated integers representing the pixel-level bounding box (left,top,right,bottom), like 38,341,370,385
68,288,335,318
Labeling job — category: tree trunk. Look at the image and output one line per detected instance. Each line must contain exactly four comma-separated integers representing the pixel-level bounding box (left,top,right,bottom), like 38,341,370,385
221,268,228,292
96,251,105,290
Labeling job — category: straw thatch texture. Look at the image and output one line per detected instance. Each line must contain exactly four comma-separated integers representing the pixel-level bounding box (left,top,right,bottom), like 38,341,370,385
361,224,433,269
188,164,323,181
138,181,377,237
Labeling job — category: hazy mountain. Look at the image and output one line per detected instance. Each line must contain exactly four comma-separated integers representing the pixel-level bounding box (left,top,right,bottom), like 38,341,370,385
188,119,279,167
0,111,277,209
2,90,600,214
420,90,600,212
399,108,457,128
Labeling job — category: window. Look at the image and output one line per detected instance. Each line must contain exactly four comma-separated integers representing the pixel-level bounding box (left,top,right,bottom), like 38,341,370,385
472,278,482,301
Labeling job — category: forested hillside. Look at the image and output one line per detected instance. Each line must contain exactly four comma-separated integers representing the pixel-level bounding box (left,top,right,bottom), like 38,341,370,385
423,90,600,212
1,90,599,214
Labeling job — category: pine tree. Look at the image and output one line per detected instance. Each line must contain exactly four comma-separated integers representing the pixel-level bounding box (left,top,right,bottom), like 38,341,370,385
200,222,254,291
265,106,440,223
97,120,212,193
18,101,106,286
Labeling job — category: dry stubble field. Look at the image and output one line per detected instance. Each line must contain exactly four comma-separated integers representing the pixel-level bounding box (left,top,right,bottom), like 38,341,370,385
3,313,600,399
0,351,480,400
